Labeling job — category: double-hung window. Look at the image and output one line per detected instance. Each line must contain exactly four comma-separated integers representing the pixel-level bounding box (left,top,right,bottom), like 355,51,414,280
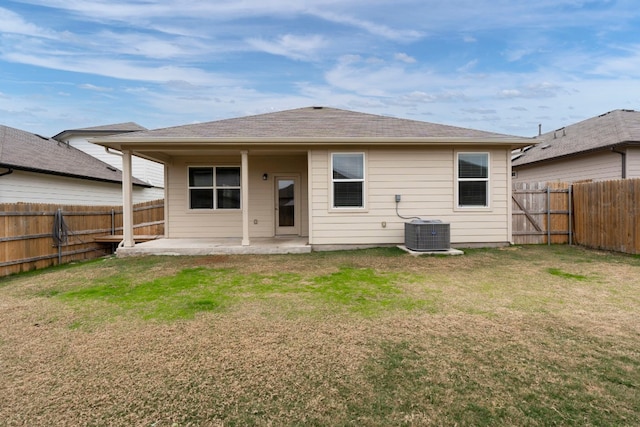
189,166,241,210
457,153,489,207
332,153,365,208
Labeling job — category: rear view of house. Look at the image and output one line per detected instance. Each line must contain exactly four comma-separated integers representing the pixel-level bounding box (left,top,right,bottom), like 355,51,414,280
92,107,530,253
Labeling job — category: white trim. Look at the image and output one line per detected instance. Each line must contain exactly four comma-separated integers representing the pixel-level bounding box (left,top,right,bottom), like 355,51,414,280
307,150,314,244
122,150,135,247
241,151,249,246
455,151,491,210
329,151,367,211
187,165,242,210
274,174,301,236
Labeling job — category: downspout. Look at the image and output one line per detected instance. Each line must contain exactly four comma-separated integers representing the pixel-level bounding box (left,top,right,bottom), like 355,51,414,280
105,147,123,157
611,146,626,179
0,167,13,177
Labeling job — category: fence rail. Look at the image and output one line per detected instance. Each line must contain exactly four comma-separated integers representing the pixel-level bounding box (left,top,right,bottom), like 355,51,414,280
0,199,164,277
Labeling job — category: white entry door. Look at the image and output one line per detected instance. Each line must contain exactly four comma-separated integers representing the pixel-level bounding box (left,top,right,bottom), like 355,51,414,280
275,176,299,235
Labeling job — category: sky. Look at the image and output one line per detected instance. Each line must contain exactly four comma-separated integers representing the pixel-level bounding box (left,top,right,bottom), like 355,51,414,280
1,0,640,138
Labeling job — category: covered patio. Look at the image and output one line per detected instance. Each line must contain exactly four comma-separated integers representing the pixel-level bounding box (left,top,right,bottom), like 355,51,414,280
116,236,311,256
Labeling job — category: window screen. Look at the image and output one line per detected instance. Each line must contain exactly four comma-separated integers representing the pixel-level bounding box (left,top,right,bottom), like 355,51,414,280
332,153,364,208
458,153,489,207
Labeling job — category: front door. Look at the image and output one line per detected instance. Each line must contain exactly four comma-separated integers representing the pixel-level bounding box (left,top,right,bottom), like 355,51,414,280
275,176,299,235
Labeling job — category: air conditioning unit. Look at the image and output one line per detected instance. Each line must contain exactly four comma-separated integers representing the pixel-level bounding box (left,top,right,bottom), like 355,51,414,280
404,219,450,251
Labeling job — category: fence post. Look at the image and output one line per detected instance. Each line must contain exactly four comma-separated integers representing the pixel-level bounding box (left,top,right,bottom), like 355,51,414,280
568,185,573,246
547,186,551,245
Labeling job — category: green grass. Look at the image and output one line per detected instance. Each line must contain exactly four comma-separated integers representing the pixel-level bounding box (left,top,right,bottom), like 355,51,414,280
1,245,639,426
547,267,589,281
55,265,430,321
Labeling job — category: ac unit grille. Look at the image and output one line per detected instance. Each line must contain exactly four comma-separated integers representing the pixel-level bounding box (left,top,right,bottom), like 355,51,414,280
404,220,450,251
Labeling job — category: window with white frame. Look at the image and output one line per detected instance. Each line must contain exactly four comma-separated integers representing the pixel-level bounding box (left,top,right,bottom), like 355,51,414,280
457,153,489,207
332,153,364,208
188,166,241,209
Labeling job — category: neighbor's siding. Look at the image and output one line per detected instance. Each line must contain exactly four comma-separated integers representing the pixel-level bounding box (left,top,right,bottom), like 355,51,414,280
67,136,165,188
166,154,308,238
626,147,640,178
0,170,159,205
513,150,623,183
309,147,511,246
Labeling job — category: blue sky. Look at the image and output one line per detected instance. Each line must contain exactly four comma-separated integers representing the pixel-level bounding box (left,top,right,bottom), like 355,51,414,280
1,0,639,137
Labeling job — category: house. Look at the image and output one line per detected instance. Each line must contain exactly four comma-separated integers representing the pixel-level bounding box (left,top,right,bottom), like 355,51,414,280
0,124,153,205
91,107,531,253
512,109,640,183
52,122,165,200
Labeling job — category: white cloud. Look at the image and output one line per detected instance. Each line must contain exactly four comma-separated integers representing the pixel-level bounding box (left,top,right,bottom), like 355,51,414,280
3,51,239,86
457,59,478,73
78,83,112,92
246,34,327,61
394,53,417,64
0,7,55,38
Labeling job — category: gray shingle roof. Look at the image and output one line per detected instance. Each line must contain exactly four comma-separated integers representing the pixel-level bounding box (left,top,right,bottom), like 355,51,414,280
52,122,147,142
103,106,523,140
513,109,640,166
0,124,150,186
73,122,147,132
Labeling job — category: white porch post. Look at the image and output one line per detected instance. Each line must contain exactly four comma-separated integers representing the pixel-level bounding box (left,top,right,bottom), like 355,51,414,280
122,149,135,247
241,150,250,246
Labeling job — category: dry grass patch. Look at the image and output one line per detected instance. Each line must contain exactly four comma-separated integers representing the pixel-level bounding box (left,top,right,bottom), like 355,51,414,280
0,245,639,426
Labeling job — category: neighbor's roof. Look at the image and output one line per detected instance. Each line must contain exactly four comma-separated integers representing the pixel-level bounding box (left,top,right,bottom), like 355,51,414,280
93,107,531,148
0,124,150,186
513,109,640,166
52,122,147,142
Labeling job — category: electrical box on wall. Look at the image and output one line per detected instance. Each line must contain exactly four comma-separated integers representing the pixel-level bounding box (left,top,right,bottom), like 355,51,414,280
395,194,401,202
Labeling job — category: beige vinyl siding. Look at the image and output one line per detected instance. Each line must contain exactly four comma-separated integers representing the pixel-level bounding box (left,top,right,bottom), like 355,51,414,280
247,154,309,238
513,150,624,183
166,153,308,238
309,147,511,246
627,147,640,178
0,170,157,205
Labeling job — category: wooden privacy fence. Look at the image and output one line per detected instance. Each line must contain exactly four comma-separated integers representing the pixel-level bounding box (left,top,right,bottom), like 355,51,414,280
512,182,572,245
0,199,164,277
573,179,640,254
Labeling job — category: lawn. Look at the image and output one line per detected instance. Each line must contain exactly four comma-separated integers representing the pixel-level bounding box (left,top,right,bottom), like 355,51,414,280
0,245,638,426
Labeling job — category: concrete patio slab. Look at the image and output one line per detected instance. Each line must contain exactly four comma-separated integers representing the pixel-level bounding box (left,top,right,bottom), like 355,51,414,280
397,245,464,256
116,237,311,257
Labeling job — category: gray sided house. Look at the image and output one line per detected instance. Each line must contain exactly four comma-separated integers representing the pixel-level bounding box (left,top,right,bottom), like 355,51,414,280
92,107,530,253
0,124,152,205
513,109,640,183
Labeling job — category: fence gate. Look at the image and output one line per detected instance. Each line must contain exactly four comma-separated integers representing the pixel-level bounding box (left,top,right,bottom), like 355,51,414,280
512,182,572,245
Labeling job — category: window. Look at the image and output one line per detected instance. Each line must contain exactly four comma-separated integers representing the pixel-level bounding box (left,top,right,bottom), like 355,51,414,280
457,153,489,207
189,166,240,209
332,153,364,208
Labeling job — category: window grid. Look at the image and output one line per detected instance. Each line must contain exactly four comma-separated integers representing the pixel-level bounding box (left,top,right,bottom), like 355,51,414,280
189,166,241,210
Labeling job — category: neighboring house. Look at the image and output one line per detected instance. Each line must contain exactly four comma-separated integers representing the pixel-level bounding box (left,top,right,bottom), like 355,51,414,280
52,122,165,199
512,109,640,183
0,124,153,205
92,106,530,250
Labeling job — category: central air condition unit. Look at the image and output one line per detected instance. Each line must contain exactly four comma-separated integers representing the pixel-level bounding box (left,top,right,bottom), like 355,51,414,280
404,219,450,251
